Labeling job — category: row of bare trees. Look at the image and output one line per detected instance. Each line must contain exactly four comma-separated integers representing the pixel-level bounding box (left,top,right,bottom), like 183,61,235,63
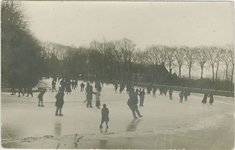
142,44,234,83
42,38,234,87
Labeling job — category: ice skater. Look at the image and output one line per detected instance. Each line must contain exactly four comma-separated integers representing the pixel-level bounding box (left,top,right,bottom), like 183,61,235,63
11,87,16,95
209,92,214,105
26,85,33,97
55,88,64,116
18,86,25,97
152,87,156,98
80,82,85,92
201,93,208,104
127,88,143,119
52,80,57,93
99,104,109,132
114,83,118,93
38,89,46,107
119,84,125,93
85,82,95,108
179,91,184,103
95,90,101,109
169,89,173,100
139,89,145,106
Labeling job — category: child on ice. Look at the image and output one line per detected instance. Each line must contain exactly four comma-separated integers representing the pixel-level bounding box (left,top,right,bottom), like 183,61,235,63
95,90,101,109
100,104,109,132
38,89,47,107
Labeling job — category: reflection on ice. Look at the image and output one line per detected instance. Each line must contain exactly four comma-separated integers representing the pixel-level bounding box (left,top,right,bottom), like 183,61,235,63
54,121,62,136
126,119,142,131
99,140,107,149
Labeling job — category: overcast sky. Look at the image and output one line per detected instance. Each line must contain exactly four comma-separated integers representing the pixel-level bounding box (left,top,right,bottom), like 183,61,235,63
22,1,234,50
21,1,234,78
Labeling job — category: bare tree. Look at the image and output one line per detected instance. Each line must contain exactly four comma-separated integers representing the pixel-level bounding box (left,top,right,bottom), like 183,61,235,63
195,46,208,82
207,46,217,83
145,45,159,65
221,45,234,82
214,47,224,83
165,46,176,74
228,45,234,83
174,46,185,79
222,48,231,81
184,46,196,80
157,45,167,66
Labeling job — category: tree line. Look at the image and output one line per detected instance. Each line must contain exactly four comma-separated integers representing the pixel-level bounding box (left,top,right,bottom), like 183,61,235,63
42,38,234,91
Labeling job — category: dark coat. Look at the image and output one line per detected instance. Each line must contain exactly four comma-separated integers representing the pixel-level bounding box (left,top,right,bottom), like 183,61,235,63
201,94,208,103
127,91,138,110
101,107,109,122
55,92,64,108
86,85,95,100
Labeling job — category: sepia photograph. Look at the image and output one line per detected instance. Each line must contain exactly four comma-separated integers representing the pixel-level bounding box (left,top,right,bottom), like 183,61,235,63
1,1,234,149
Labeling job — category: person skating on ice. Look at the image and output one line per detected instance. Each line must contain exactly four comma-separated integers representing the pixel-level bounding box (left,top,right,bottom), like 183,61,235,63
169,89,173,100
201,93,208,104
139,89,146,107
38,89,47,107
100,104,109,132
55,88,64,116
127,88,143,119
209,92,214,105
95,90,101,109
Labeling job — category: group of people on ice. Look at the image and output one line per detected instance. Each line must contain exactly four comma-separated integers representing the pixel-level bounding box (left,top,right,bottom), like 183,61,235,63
10,77,216,133
201,92,214,105
114,83,173,101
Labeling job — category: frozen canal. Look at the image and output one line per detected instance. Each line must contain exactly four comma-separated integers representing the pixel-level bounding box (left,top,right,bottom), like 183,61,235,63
1,79,234,149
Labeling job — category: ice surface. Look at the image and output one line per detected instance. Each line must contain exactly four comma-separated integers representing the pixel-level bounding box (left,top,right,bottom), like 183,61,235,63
1,79,234,149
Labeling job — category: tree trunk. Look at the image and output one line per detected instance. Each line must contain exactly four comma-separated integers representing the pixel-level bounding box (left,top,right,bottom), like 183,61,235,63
179,66,181,79
200,65,204,89
200,65,204,81
226,64,229,81
189,66,191,80
211,64,214,83
215,63,219,83
231,63,234,83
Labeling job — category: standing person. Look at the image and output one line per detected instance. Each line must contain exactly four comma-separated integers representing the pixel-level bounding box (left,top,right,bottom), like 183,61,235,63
114,83,118,93
164,86,168,96
183,89,188,101
152,87,156,98
26,85,33,97
52,80,57,93
80,82,85,92
139,89,146,107
159,86,163,95
85,82,95,108
169,89,173,100
201,93,208,104
11,87,16,95
65,79,72,94
95,82,102,92
95,90,101,109
38,89,47,107
127,88,143,119
119,84,125,93
179,91,184,103
55,88,64,116
18,86,24,97
209,92,214,105
60,79,66,92
126,84,131,94
99,104,109,132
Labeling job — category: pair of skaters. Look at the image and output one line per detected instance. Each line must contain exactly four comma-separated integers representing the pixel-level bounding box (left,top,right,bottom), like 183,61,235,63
37,88,64,117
